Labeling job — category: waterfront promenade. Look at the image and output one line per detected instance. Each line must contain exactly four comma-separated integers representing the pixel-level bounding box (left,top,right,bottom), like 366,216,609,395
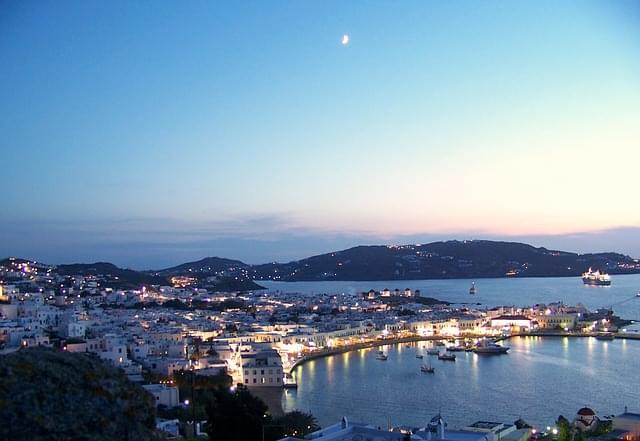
288,331,640,373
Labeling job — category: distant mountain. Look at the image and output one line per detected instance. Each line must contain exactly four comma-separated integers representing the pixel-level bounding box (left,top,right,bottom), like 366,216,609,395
6,240,639,287
250,240,640,281
153,257,264,291
56,262,167,287
154,256,250,276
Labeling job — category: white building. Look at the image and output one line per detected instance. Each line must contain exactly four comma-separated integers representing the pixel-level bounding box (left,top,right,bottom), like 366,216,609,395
143,384,180,408
240,349,284,387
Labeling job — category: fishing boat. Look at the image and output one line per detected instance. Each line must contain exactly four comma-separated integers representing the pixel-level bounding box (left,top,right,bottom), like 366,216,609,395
438,352,456,361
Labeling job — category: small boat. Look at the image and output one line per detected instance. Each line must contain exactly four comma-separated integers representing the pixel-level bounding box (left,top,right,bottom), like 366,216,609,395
421,363,435,373
377,349,384,354
435,341,445,347
283,379,298,389
438,353,456,361
376,353,388,360
446,346,466,352
469,282,477,295
427,348,440,355
474,339,510,354
595,333,615,341
416,354,424,359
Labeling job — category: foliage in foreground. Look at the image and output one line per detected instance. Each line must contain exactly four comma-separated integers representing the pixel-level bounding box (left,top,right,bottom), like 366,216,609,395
0,347,158,441
205,385,319,441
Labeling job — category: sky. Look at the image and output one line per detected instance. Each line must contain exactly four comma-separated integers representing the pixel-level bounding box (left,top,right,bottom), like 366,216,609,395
1,1,640,268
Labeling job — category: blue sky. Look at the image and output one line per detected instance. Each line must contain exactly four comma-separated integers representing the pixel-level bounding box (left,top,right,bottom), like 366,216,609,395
1,1,639,268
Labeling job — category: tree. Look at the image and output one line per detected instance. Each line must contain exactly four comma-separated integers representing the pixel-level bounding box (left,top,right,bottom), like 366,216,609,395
205,385,270,441
556,415,572,441
273,411,320,439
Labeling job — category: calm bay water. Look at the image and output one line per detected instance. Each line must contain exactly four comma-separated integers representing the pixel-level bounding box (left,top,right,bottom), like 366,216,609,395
283,337,640,430
262,274,640,322
262,275,640,429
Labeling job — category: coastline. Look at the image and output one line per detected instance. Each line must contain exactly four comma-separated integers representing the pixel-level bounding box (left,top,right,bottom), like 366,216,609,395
288,331,640,373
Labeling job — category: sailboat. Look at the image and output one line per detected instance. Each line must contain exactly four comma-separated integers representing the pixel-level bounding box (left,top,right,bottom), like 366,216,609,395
421,360,435,373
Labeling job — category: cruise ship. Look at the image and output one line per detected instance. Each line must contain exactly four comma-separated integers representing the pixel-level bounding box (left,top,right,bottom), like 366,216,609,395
581,268,612,286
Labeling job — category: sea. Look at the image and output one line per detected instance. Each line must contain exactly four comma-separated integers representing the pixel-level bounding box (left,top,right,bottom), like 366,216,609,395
259,275,640,430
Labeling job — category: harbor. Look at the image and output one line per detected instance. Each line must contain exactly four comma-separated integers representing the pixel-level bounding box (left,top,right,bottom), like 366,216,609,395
283,335,640,430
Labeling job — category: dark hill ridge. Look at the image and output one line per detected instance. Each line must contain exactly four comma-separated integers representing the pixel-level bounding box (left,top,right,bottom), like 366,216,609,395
250,240,640,281
5,240,639,285
56,262,167,287
155,256,250,276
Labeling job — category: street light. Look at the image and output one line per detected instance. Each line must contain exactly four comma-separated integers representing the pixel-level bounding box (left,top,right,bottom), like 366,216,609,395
189,366,196,436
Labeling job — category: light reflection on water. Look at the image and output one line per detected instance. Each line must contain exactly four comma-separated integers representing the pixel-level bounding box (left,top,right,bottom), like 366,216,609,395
282,337,640,430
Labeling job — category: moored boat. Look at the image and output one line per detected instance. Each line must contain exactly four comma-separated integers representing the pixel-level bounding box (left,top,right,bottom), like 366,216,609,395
438,352,456,361
421,363,435,373
376,353,388,360
595,333,615,341
283,379,298,389
474,339,509,354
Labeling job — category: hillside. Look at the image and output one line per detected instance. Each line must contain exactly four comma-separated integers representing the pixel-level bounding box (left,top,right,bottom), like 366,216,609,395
0,347,158,441
155,256,250,276
56,262,168,287
6,240,640,285
251,240,640,281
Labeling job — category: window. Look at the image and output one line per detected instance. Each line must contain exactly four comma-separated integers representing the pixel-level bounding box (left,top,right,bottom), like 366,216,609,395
277,378,280,382
253,378,257,383
253,370,257,375
244,370,248,375
261,378,265,384
261,370,264,375
245,379,248,384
